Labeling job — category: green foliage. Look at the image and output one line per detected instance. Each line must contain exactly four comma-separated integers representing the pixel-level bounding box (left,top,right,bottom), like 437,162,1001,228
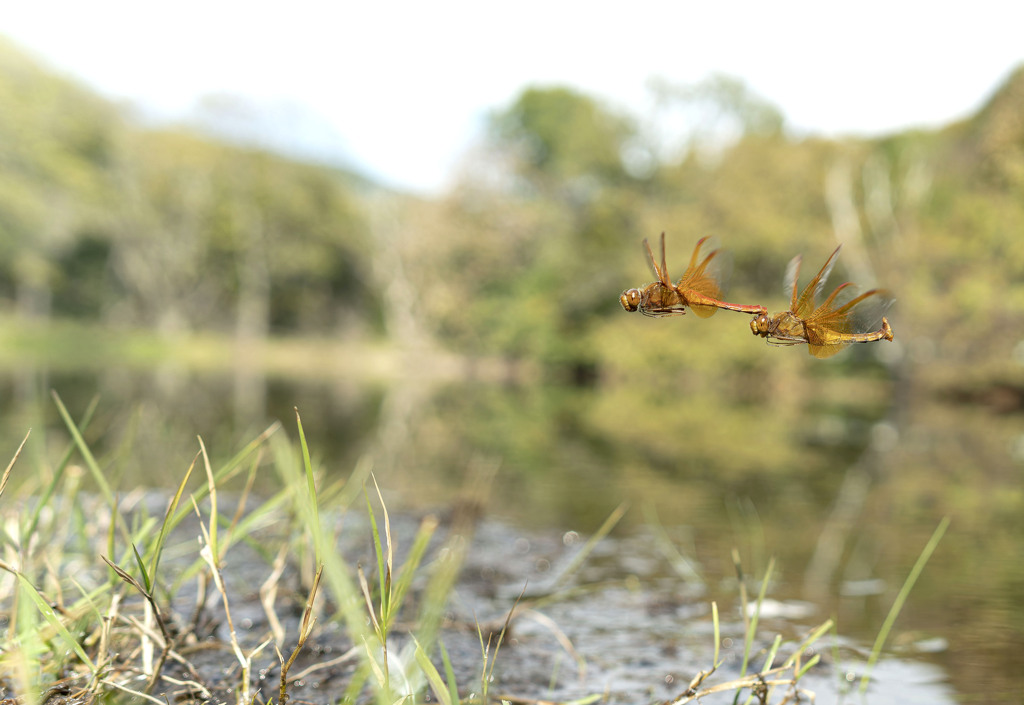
649,72,786,143
0,39,381,337
427,65,1024,384
489,86,637,185
3,36,1024,381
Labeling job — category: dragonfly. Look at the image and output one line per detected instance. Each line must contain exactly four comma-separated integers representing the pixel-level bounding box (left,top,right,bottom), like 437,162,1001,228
749,245,894,358
620,233,767,318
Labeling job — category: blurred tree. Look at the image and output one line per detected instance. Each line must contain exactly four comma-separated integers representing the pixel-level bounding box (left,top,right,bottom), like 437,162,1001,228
961,65,1024,191
647,73,785,165
104,130,224,333
0,37,119,320
422,88,649,368
0,39,381,341
489,86,637,188
105,130,378,337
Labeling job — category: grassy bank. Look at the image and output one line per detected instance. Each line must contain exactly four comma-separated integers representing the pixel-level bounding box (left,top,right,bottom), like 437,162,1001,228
0,395,947,704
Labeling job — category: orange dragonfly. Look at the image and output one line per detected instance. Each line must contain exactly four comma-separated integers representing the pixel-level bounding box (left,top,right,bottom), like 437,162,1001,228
749,245,894,358
620,233,767,318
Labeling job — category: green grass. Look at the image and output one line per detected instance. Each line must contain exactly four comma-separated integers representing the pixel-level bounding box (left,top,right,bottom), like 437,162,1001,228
0,396,945,705
0,399,468,704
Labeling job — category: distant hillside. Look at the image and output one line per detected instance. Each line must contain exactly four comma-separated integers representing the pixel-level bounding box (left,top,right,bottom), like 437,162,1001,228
954,64,1024,189
0,36,389,338
3,33,1023,379
179,92,384,193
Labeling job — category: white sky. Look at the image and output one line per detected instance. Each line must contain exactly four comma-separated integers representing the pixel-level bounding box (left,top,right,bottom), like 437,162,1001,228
5,1,1024,194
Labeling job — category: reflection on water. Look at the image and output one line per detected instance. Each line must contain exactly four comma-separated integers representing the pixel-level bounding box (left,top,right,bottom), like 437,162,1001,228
1,356,1021,700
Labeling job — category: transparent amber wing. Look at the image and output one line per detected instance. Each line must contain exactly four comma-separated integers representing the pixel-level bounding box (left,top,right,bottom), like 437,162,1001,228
783,254,802,311
804,286,893,357
807,340,848,358
793,246,841,319
678,242,724,318
643,234,672,288
680,237,764,318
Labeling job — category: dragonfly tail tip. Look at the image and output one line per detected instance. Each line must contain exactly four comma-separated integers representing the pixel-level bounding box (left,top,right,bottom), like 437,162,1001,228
882,317,894,341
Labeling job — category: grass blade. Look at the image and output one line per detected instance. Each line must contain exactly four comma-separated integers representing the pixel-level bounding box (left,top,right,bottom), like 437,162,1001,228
553,501,628,590
294,408,321,562
51,390,115,505
414,636,453,705
0,429,30,500
197,436,218,560
859,516,950,693
131,543,152,594
147,452,198,582
739,555,774,678
15,572,95,672
27,396,99,539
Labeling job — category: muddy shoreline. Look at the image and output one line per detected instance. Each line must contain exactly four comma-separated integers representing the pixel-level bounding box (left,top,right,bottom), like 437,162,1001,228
87,506,951,705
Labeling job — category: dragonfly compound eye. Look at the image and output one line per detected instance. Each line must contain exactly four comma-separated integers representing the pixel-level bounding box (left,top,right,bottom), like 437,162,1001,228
620,289,641,311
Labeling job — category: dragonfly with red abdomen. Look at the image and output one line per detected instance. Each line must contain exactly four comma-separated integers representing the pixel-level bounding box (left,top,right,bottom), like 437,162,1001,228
749,245,894,358
620,233,767,318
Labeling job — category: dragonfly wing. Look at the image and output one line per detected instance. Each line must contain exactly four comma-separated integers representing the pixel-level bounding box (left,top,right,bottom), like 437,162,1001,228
783,254,802,311
804,286,893,356
685,296,720,318
807,340,847,358
813,246,841,300
666,238,715,317
812,287,892,332
794,246,841,317
689,236,710,271
808,283,856,329
643,236,667,286
677,238,718,289
832,288,892,321
658,232,672,286
683,248,725,317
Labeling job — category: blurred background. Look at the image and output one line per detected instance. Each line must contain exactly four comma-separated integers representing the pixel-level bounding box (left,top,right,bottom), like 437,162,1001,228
2,2,1023,699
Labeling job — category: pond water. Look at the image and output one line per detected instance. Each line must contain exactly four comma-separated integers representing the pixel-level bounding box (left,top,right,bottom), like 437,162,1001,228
0,346,1021,702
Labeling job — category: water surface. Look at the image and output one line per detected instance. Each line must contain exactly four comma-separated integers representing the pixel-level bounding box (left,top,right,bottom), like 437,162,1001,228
0,350,1019,701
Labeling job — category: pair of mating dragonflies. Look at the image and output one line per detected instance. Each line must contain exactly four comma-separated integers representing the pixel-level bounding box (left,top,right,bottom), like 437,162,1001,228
620,234,894,358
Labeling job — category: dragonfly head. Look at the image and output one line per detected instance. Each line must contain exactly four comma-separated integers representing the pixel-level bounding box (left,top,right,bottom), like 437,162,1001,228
620,288,642,312
750,313,771,337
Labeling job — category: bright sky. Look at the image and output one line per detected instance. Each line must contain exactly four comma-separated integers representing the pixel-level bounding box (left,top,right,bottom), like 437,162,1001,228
5,1,1024,194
